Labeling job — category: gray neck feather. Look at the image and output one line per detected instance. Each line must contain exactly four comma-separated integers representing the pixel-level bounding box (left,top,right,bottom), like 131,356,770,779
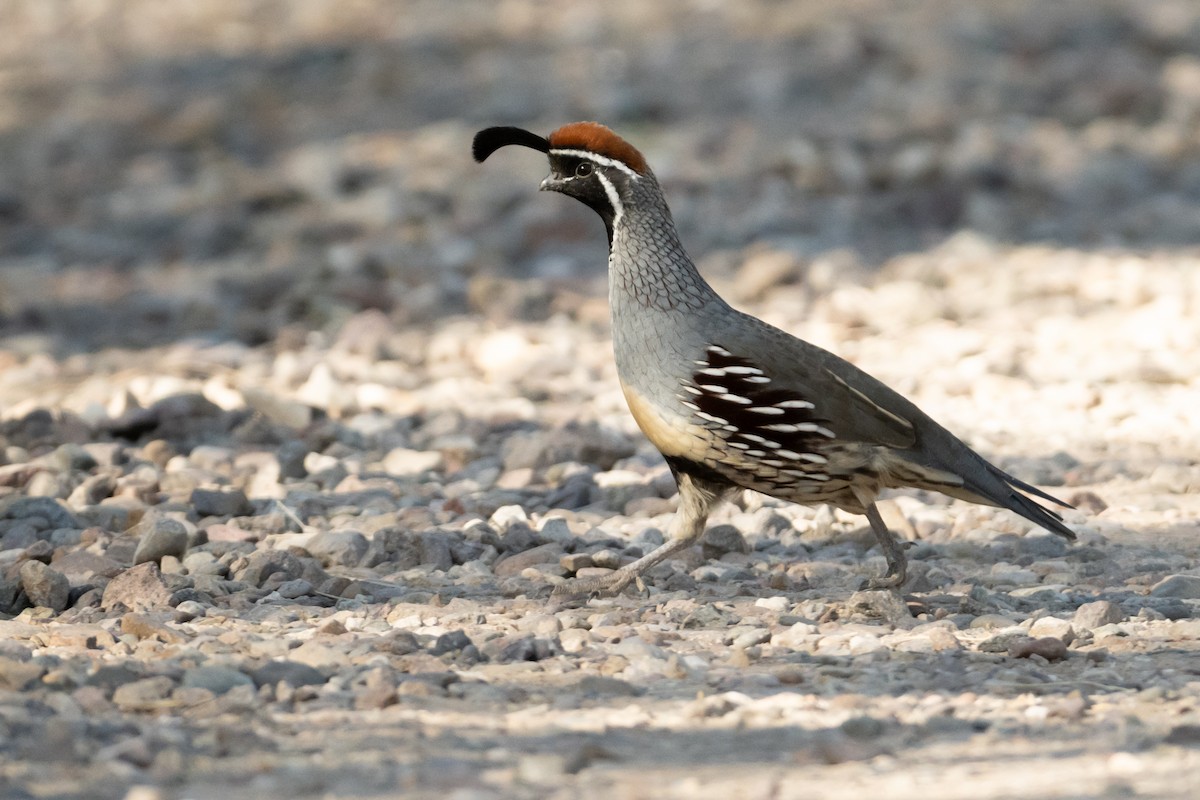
608,172,719,314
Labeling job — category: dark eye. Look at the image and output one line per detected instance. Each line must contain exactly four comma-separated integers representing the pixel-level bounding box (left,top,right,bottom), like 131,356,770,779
574,162,594,177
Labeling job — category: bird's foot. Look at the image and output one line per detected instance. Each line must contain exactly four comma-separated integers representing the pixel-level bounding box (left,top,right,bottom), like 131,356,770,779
863,561,907,591
550,567,646,606
863,574,904,591
861,502,910,591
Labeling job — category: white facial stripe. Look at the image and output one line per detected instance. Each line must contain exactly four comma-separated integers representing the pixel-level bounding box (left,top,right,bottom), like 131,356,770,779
549,148,641,179
595,171,623,222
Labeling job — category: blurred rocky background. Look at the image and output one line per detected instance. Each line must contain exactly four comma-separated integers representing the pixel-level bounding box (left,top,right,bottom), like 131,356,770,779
1,0,1199,353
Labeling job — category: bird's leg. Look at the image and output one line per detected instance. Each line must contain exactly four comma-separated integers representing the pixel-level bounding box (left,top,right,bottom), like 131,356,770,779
551,472,726,602
862,501,908,590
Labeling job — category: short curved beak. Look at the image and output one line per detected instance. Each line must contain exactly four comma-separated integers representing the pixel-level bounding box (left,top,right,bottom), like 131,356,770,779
539,174,563,192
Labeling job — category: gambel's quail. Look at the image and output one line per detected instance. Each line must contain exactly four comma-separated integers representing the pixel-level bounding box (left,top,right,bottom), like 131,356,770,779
473,122,1076,598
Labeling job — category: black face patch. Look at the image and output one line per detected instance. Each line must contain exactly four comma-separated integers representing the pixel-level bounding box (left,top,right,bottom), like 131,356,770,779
679,345,836,478
550,154,589,178
546,154,621,236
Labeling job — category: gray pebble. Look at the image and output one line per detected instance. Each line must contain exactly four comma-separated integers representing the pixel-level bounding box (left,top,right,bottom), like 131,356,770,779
276,442,309,479
420,532,456,571
682,605,738,629
517,614,563,637
559,629,592,653
0,521,40,550
1165,725,1200,745
499,522,541,554
493,543,563,577
702,524,751,559
1008,636,1069,662
233,550,306,587
560,553,594,573
46,443,98,472
589,548,626,570
276,579,314,599
181,665,255,695
376,631,422,656
1073,600,1126,629
86,664,143,692
840,716,887,740
305,530,369,567
190,488,252,518
1028,616,1075,644
168,588,212,608
430,630,474,656
112,676,176,710
728,627,772,649
66,473,116,508
181,551,226,576
575,675,642,698
500,427,634,472
848,590,913,624
1013,532,1070,558
1132,598,1192,621
133,518,189,565
2,497,82,530
18,560,70,611
1149,574,1200,599
288,640,347,670
979,632,1031,653
251,660,327,688
173,600,208,621
969,614,1017,629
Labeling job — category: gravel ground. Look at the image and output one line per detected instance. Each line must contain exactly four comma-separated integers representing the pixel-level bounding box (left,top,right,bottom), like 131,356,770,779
1,2,1199,799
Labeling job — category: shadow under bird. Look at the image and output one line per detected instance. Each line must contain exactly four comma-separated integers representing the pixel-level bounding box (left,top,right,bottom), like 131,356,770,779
473,121,1076,599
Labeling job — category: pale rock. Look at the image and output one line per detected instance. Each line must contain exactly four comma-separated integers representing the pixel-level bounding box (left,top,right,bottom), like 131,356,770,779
1028,616,1076,644
383,447,444,477
1073,600,1126,629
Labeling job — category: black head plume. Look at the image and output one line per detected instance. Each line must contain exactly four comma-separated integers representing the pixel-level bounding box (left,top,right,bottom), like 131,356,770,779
472,126,551,163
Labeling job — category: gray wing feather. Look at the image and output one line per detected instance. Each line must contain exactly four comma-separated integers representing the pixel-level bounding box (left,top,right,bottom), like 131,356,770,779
731,312,1076,540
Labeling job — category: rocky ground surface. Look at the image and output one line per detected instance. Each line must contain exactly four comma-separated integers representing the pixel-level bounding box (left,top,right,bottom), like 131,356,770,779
1,2,1200,799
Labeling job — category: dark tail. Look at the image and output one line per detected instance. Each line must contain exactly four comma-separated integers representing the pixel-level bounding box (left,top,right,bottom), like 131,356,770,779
971,463,1077,541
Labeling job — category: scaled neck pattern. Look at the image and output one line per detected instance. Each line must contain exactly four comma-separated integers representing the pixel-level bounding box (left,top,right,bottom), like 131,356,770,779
608,172,719,314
